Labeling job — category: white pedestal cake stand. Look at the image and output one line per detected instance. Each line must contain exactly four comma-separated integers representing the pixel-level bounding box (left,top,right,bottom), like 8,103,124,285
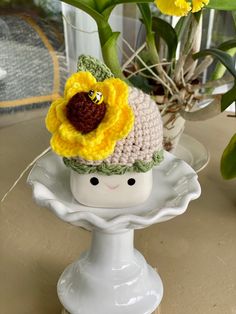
28,151,201,314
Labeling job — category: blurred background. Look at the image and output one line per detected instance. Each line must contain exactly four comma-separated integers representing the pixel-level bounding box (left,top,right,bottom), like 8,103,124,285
0,0,65,127
0,1,235,127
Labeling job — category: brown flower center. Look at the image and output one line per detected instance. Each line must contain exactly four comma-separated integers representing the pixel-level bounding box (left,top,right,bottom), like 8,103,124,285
66,92,107,134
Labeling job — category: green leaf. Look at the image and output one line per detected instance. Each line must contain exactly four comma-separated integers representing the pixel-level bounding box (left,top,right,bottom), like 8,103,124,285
193,48,236,78
233,11,236,31
210,41,236,81
221,83,236,111
152,17,178,60
61,0,104,22
175,16,188,38
102,6,115,19
111,0,153,4
138,3,152,33
207,0,236,10
218,39,236,51
138,4,161,66
94,0,113,13
129,74,154,93
102,0,153,14
101,31,129,82
221,133,236,180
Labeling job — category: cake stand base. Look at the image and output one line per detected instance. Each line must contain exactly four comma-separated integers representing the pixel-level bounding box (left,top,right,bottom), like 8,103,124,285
62,307,161,314
58,230,163,314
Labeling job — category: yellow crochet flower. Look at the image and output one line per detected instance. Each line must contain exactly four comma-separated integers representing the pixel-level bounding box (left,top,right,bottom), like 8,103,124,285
155,0,209,16
45,72,134,160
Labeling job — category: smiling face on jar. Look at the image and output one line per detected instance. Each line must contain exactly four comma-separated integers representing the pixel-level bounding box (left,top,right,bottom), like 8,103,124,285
70,170,153,208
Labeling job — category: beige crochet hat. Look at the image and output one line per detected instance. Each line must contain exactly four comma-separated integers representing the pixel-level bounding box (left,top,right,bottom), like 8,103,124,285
46,56,163,175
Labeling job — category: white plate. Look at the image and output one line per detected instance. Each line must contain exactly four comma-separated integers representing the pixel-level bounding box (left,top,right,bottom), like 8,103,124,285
27,151,201,233
174,134,210,173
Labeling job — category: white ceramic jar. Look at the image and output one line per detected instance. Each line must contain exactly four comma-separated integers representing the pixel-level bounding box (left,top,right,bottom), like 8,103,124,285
70,170,153,208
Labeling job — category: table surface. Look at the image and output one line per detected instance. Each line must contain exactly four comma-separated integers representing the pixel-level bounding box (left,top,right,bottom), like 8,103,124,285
0,112,236,314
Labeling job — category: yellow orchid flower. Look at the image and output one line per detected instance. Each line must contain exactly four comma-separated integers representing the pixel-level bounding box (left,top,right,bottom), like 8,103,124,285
155,0,209,16
192,0,209,12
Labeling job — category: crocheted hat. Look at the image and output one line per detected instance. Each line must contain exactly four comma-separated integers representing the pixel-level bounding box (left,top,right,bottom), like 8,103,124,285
45,56,163,175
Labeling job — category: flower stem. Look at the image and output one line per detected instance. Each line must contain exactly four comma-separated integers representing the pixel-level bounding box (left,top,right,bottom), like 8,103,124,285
61,0,128,82
97,21,130,83
146,32,171,89
146,32,160,65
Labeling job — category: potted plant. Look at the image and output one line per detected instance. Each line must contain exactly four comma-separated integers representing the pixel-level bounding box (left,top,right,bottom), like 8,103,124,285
60,0,236,154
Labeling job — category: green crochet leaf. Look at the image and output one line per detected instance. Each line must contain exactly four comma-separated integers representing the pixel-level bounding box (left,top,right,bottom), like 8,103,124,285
77,54,114,81
63,150,164,176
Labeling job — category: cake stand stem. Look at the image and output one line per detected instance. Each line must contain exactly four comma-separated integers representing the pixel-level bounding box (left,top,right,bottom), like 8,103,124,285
88,229,135,269
58,228,163,314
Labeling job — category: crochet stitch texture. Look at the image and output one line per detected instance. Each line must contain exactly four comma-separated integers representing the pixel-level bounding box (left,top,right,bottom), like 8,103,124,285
46,55,164,174
64,86,164,174
45,72,134,160
77,55,114,81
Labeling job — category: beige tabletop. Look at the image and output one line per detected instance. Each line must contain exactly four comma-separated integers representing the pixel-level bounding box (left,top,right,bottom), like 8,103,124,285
0,112,236,314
